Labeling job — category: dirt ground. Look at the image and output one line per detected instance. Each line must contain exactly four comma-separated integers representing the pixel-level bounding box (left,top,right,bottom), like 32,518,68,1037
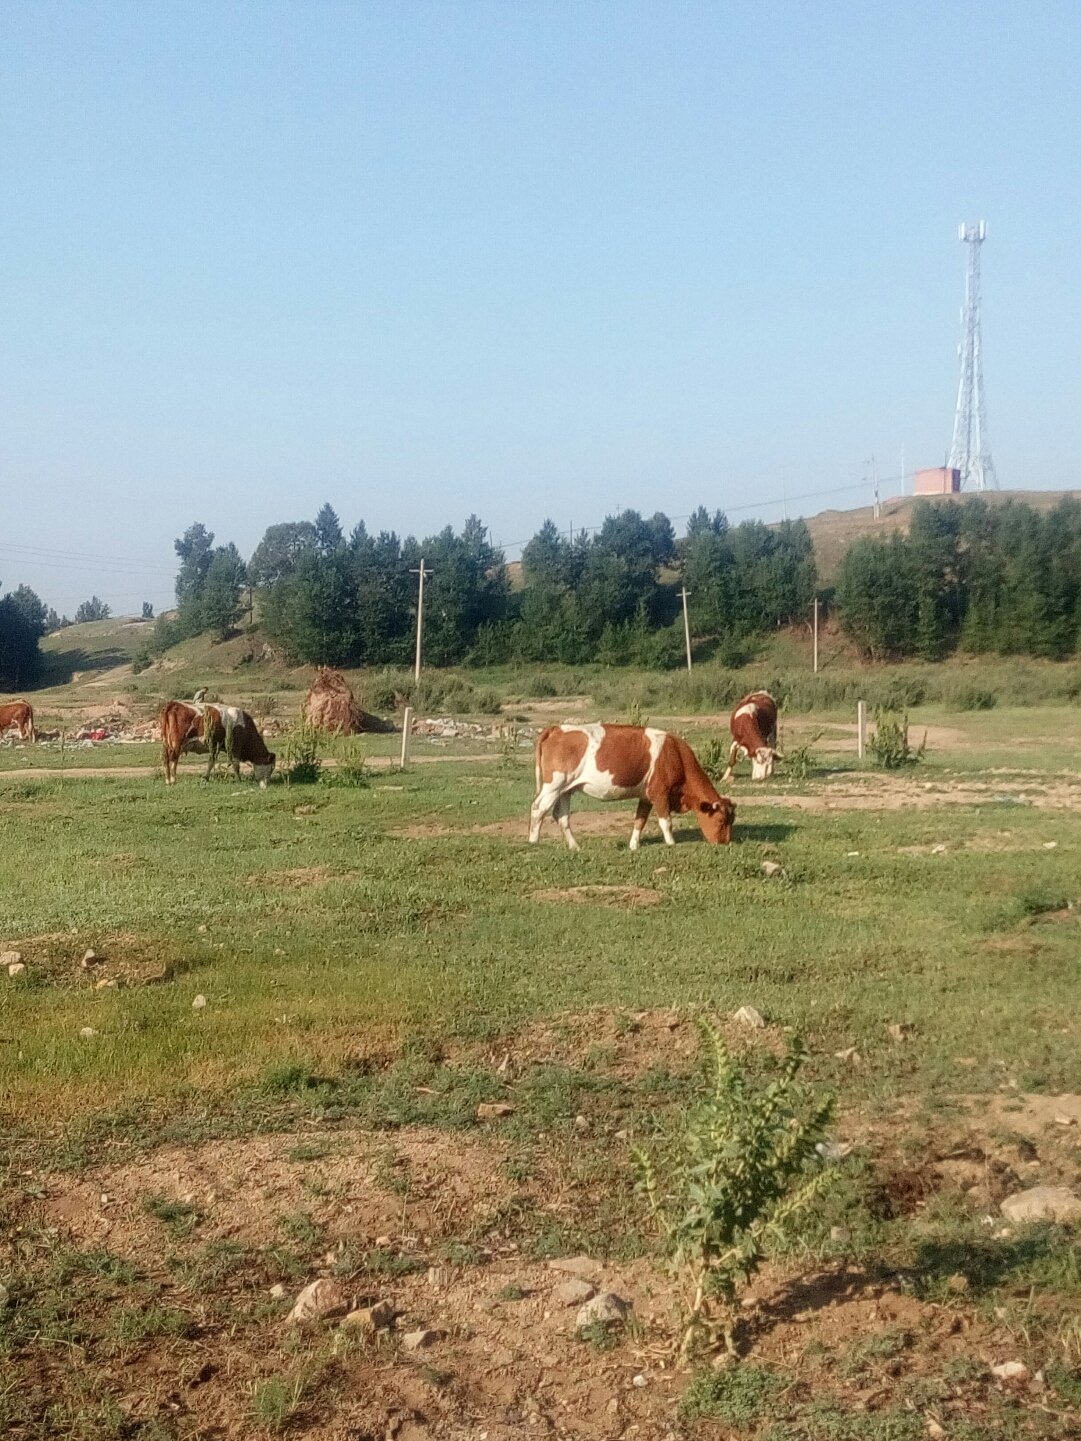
9,1010,1080,1438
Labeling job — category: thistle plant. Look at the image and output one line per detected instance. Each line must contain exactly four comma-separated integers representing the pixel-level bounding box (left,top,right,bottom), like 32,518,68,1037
633,1019,834,1363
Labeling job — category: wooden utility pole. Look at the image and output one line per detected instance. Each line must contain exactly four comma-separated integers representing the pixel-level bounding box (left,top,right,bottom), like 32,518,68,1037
813,596,819,674
410,559,431,683
400,705,413,770
679,587,692,671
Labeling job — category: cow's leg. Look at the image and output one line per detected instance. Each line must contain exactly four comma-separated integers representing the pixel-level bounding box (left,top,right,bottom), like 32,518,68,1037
204,742,218,781
529,776,565,842
629,798,652,851
553,792,579,851
720,741,743,784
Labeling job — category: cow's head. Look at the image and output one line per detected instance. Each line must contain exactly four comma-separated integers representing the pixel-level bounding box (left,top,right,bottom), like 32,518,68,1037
751,746,780,781
697,796,736,845
253,753,276,789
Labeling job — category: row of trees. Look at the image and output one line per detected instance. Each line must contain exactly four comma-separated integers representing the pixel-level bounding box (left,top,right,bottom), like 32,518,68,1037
156,503,819,669
835,497,1081,660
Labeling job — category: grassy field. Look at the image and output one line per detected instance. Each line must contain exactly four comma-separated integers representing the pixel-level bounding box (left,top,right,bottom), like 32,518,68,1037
2,690,1080,1439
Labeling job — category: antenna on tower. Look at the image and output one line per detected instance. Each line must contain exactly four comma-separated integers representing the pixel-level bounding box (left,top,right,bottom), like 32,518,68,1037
948,221,999,491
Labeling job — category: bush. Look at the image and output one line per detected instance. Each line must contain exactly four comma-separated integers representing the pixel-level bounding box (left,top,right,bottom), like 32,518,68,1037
131,649,152,675
331,740,368,788
868,709,926,769
633,1020,833,1360
948,684,996,712
697,736,729,784
679,1364,783,1423
282,722,322,784
474,688,504,715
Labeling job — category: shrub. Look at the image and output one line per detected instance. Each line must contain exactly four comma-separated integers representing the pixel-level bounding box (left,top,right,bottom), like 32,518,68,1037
633,1020,833,1361
679,1364,784,1423
948,684,996,712
697,736,729,784
282,722,322,784
131,649,152,675
332,740,368,788
868,709,926,769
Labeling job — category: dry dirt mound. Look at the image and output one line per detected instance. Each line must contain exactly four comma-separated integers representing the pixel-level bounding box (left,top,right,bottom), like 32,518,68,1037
531,885,663,908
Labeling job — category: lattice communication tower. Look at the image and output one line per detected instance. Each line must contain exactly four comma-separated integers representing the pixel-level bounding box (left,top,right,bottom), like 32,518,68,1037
948,221,999,491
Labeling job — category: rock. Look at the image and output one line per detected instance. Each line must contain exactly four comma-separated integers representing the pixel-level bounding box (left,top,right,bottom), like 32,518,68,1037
81,949,101,969
1,950,22,967
576,1291,631,1331
887,1022,913,1043
733,1005,766,1029
632,1374,648,1388
834,1046,861,1064
269,1283,286,1299
79,1027,98,1038
402,1328,444,1351
816,1140,855,1162
7,961,26,978
1053,1114,1076,1127
192,994,207,1010
946,1272,969,1294
1000,1186,1081,1225
374,1234,392,1248
548,1255,602,1279
287,1278,348,1323
94,977,117,990
343,1300,393,1332
476,1102,515,1120
553,1278,596,1307
926,1419,946,1439
930,844,947,855
760,861,784,878
991,1360,1029,1382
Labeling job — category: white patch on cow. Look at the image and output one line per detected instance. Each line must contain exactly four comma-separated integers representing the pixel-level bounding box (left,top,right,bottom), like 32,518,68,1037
253,762,273,788
658,815,676,846
732,701,759,722
220,705,246,727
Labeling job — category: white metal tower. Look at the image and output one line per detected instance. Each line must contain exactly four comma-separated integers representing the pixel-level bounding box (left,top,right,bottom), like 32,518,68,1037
948,221,999,491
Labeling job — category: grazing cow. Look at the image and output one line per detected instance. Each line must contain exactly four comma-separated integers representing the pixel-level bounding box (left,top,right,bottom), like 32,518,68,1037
159,699,275,786
0,701,35,742
530,723,735,850
722,690,781,782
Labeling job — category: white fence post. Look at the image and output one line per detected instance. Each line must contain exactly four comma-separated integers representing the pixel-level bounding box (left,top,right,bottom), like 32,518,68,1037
857,700,866,760
400,706,413,770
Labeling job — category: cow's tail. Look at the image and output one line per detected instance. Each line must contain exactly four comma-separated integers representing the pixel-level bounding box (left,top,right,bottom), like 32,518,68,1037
28,708,36,744
534,726,556,799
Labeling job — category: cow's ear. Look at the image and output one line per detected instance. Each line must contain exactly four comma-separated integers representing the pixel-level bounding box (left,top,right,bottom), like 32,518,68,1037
699,800,719,814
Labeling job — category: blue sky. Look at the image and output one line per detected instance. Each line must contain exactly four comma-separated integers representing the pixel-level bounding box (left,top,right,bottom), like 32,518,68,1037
2,1,1079,614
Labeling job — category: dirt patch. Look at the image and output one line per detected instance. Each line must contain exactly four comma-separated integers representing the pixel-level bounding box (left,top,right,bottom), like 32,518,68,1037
5,929,188,989
250,866,334,888
531,885,664,908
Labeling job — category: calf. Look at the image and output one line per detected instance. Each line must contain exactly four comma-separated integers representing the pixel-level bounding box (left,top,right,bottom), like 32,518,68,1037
722,691,781,781
160,699,275,786
0,701,35,742
530,723,735,850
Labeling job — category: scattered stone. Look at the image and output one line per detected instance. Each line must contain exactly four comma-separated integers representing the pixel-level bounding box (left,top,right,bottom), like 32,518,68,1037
816,1141,855,1162
991,1360,1029,1382
7,961,26,978
925,1419,946,1439
95,977,118,990
2,950,22,967
402,1328,444,1351
270,1283,286,1299
79,1027,98,1038
197,924,208,933
81,949,101,970
553,1278,596,1307
374,1234,393,1248
760,860,784,878
576,1291,631,1332
1042,841,1058,850
1000,1186,1081,1225
846,851,860,857
614,1128,629,1141
548,1255,602,1279
733,1005,766,1029
930,844,947,855
287,1278,348,1323
343,1300,393,1331
834,1046,861,1064
887,1022,913,1043
476,1101,515,1121
1053,1114,1076,1127
574,1114,589,1131
632,1374,648,1388
192,994,207,1010
946,1272,969,1294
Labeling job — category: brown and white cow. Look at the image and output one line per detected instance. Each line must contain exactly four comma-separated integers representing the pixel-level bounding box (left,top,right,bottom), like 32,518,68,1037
530,723,735,850
722,690,781,782
0,700,35,742
160,699,275,787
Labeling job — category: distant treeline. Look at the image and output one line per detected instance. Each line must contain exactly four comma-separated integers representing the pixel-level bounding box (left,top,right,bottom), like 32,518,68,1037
836,496,1081,660
149,504,817,669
